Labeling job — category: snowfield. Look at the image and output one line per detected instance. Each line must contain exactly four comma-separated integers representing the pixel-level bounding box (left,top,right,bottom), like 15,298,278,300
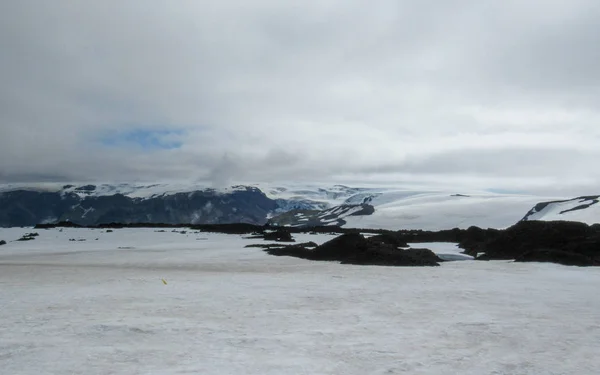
343,192,551,230
1,228,600,374
523,196,600,225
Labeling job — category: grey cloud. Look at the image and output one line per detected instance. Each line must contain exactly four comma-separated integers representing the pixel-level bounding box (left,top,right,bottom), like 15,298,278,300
1,1,599,194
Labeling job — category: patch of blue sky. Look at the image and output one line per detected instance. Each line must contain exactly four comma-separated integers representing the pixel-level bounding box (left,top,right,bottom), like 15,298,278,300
100,128,184,150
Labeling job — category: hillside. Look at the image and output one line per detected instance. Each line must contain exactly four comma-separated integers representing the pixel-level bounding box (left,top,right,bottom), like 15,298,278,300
521,196,600,224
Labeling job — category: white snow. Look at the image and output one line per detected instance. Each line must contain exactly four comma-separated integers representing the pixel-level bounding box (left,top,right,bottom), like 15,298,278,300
344,192,551,230
408,242,474,261
524,197,600,225
1,228,599,374
0,182,251,199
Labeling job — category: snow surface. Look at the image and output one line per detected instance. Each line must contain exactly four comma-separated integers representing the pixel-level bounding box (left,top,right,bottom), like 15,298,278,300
0,182,251,199
524,197,600,225
1,228,599,374
255,184,560,230
344,192,550,230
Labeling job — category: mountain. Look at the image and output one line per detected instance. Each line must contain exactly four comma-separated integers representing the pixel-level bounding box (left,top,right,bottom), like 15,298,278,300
267,204,375,227
269,189,553,230
1,182,597,229
521,196,600,224
0,183,370,227
0,184,279,227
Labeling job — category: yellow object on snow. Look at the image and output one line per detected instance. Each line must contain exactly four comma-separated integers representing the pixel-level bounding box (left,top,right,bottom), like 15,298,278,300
161,279,167,285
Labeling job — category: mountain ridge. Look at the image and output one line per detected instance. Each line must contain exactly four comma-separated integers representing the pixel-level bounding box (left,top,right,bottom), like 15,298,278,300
1,183,598,229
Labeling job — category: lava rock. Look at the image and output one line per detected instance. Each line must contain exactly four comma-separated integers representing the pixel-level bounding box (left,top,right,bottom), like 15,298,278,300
266,233,442,267
515,249,595,267
246,241,317,249
462,220,600,265
263,229,295,242
367,233,409,248
17,233,39,241
36,221,82,229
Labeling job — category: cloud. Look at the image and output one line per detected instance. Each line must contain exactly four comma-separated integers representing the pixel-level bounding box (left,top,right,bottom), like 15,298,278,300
1,0,599,195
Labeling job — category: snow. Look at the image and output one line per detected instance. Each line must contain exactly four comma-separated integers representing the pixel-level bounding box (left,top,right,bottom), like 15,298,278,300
524,197,600,225
0,182,251,199
1,228,599,374
253,184,367,207
408,242,473,261
344,192,551,230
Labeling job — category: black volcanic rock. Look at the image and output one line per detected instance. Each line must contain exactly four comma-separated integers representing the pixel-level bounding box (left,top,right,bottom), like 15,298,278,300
17,233,39,241
246,241,318,249
265,233,442,266
460,220,600,265
515,249,595,267
36,220,82,229
191,223,265,234
367,233,409,248
263,229,295,242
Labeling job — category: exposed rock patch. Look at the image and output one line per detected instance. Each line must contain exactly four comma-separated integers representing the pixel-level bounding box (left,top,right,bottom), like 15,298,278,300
265,233,442,267
263,229,295,242
461,221,600,266
17,232,39,241
515,249,595,267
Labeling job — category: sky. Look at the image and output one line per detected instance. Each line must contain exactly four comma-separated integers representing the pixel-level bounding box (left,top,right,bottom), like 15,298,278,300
1,0,599,196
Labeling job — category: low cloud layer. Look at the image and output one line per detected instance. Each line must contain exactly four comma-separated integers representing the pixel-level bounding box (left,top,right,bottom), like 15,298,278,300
1,1,599,195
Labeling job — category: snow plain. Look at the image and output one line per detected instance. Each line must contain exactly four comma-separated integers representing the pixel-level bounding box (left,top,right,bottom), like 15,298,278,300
1,228,600,375
344,193,550,230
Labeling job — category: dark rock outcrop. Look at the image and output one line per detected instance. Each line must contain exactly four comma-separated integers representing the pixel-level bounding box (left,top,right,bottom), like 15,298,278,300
0,240,6,246
367,233,409,248
246,241,318,249
460,220,600,266
17,232,39,241
515,249,595,267
263,229,295,242
265,233,442,266
268,204,375,227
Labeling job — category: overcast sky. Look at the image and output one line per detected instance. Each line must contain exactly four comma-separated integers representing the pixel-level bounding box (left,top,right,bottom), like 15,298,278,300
1,1,599,195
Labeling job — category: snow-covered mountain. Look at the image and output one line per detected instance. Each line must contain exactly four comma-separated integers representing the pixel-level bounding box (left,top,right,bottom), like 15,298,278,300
0,184,280,227
269,189,554,230
1,182,597,229
521,196,600,225
0,183,373,227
